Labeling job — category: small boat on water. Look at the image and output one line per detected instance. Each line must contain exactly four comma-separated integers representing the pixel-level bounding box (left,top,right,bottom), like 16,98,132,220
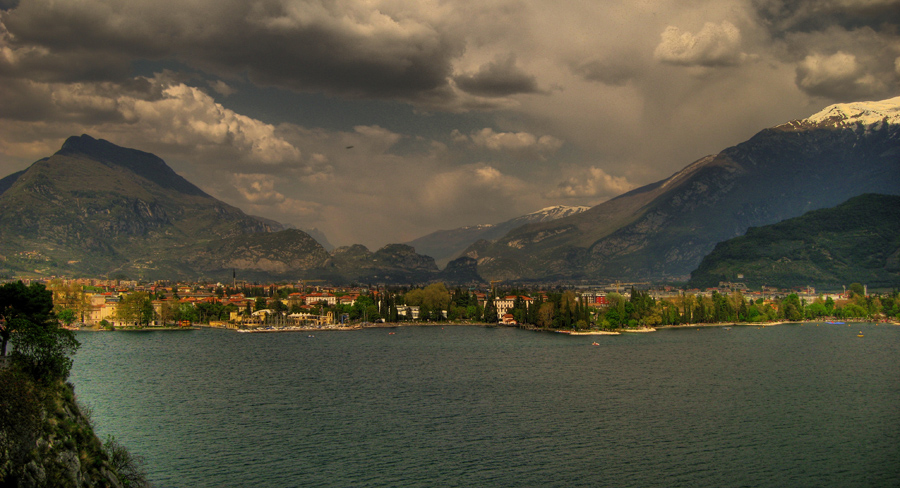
591,342,600,346
857,331,864,337
827,321,845,325
723,326,731,330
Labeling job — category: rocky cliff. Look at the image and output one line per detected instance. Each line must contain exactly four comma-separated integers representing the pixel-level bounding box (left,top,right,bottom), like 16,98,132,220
0,371,145,487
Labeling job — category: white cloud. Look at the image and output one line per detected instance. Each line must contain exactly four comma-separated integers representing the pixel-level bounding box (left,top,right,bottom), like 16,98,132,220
412,163,534,221
546,166,635,199
798,51,859,86
125,83,302,164
209,80,236,97
454,128,564,159
231,174,325,224
351,125,404,152
795,51,887,99
654,21,746,67
0,73,303,167
233,174,285,204
470,128,562,151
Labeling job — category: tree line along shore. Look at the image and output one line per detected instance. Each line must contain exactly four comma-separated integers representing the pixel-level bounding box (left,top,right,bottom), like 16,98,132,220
21,278,900,333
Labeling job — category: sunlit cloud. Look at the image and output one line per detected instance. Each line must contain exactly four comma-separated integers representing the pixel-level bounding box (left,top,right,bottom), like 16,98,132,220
546,166,635,199
654,21,746,67
451,128,563,160
796,51,888,100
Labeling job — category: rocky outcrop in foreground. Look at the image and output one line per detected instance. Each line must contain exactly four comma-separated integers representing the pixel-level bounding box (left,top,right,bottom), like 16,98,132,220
0,370,147,488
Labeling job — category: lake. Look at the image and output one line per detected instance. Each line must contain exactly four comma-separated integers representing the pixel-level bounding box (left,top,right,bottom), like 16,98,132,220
71,323,900,487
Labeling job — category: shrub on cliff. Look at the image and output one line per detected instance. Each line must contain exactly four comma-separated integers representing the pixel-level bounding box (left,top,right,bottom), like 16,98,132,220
104,436,150,488
0,368,42,480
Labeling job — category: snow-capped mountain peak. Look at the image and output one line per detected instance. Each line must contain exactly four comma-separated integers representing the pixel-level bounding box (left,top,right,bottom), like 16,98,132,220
798,96,900,128
523,205,591,222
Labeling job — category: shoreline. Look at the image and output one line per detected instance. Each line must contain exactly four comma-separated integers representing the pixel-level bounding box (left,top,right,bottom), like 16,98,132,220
77,326,200,332
232,321,485,333
236,325,362,333
562,330,622,336
75,319,899,334
657,319,900,329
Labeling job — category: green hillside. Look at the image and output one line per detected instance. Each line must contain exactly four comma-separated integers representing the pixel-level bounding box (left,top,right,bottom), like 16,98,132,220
0,135,480,284
688,194,900,289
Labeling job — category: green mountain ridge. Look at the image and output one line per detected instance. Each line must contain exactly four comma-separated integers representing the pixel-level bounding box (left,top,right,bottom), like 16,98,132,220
0,135,482,284
688,194,900,289
0,135,283,278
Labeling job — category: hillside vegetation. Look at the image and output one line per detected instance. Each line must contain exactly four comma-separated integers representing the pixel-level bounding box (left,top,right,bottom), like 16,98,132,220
688,194,900,289
0,281,147,487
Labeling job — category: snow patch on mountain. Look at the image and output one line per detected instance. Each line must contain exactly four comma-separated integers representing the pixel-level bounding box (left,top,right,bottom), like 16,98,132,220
523,205,591,222
797,96,900,128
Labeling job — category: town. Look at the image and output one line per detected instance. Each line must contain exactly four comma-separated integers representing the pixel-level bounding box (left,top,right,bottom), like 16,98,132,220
19,276,900,333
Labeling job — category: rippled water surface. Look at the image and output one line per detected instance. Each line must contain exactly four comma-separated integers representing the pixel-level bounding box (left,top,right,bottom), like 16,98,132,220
71,323,900,487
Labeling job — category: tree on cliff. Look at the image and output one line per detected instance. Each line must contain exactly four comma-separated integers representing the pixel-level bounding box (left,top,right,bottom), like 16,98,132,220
0,281,80,383
0,281,55,357
11,318,80,383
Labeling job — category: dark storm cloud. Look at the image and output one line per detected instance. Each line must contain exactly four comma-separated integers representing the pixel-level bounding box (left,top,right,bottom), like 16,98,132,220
750,0,900,100
0,47,133,84
453,54,542,97
572,57,640,86
753,0,900,35
1,0,465,101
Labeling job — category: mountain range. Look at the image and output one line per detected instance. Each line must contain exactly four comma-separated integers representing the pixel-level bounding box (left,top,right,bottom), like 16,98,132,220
404,205,590,266
0,135,480,284
688,193,900,289
463,97,900,282
1,97,897,285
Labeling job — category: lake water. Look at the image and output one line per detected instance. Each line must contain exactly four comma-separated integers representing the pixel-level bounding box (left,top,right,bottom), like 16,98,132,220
71,323,900,487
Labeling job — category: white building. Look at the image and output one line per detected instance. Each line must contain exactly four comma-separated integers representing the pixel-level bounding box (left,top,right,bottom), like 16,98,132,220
306,292,337,306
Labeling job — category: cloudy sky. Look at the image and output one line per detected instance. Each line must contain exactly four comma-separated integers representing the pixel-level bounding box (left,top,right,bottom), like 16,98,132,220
1,0,898,249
